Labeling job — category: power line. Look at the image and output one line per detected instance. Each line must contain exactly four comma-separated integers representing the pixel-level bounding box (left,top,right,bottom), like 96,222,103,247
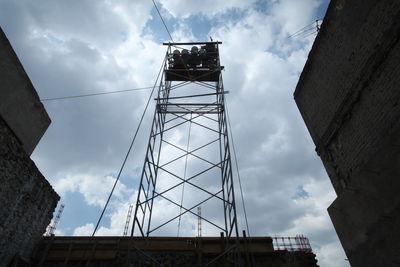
92,54,167,236
288,19,322,39
91,0,185,236
150,1,196,82
289,27,316,38
287,21,315,38
226,100,257,266
43,0,174,104
40,86,153,102
151,0,174,42
302,30,319,39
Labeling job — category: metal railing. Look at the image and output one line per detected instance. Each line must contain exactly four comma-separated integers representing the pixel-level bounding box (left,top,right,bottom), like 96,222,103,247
272,235,312,252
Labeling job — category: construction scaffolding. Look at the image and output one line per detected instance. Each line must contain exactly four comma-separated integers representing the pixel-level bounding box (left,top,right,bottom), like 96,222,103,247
272,235,312,252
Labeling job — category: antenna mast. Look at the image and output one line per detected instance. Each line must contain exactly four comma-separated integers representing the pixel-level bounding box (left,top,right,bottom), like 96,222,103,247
45,204,65,236
123,204,133,236
197,206,202,237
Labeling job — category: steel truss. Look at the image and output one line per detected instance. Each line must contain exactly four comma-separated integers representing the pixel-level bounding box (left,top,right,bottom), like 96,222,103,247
131,42,239,239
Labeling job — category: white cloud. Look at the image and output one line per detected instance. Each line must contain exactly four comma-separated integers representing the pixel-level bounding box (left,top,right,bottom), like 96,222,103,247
158,0,257,18
54,228,66,236
316,241,350,267
171,21,196,42
270,0,321,35
73,223,95,236
95,201,132,236
55,174,132,207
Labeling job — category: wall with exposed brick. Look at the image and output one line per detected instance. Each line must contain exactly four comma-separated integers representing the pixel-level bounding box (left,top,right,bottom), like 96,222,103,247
0,115,59,265
0,27,59,266
294,0,400,266
295,0,400,194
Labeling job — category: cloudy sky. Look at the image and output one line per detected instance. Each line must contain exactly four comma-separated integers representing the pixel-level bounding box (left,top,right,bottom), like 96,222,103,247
1,0,350,266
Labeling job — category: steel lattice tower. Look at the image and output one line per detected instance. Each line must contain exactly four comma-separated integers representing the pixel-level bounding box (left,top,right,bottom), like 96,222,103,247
131,41,238,238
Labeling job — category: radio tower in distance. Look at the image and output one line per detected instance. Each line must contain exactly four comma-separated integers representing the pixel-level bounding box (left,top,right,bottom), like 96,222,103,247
45,204,65,236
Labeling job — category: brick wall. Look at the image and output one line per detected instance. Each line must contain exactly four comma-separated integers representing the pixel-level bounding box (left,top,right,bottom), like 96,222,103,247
294,0,400,194
294,0,400,265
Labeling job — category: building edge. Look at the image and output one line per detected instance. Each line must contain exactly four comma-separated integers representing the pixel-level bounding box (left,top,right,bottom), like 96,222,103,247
0,28,60,265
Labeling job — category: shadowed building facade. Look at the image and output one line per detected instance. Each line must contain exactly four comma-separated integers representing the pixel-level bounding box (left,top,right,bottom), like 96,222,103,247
295,0,400,266
0,27,59,265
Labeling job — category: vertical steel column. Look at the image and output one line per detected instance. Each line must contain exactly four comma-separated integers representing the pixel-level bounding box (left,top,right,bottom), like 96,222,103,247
131,53,170,237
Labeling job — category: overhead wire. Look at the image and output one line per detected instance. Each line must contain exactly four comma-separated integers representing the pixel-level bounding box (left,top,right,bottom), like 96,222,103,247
288,19,321,39
40,87,153,102
151,0,174,43
302,30,319,39
289,27,315,38
289,27,317,39
226,99,257,266
287,21,316,38
151,0,195,82
42,0,174,104
97,0,246,245
91,54,167,236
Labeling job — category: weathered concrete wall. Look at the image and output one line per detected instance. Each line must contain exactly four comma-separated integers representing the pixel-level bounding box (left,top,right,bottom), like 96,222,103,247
294,0,400,266
0,27,59,266
295,0,400,195
328,126,400,266
0,115,59,265
0,27,51,156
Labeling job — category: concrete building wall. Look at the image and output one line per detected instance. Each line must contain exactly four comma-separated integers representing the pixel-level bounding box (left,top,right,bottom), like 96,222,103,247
295,0,400,195
294,0,400,266
0,28,59,265
0,115,59,265
0,27,51,156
